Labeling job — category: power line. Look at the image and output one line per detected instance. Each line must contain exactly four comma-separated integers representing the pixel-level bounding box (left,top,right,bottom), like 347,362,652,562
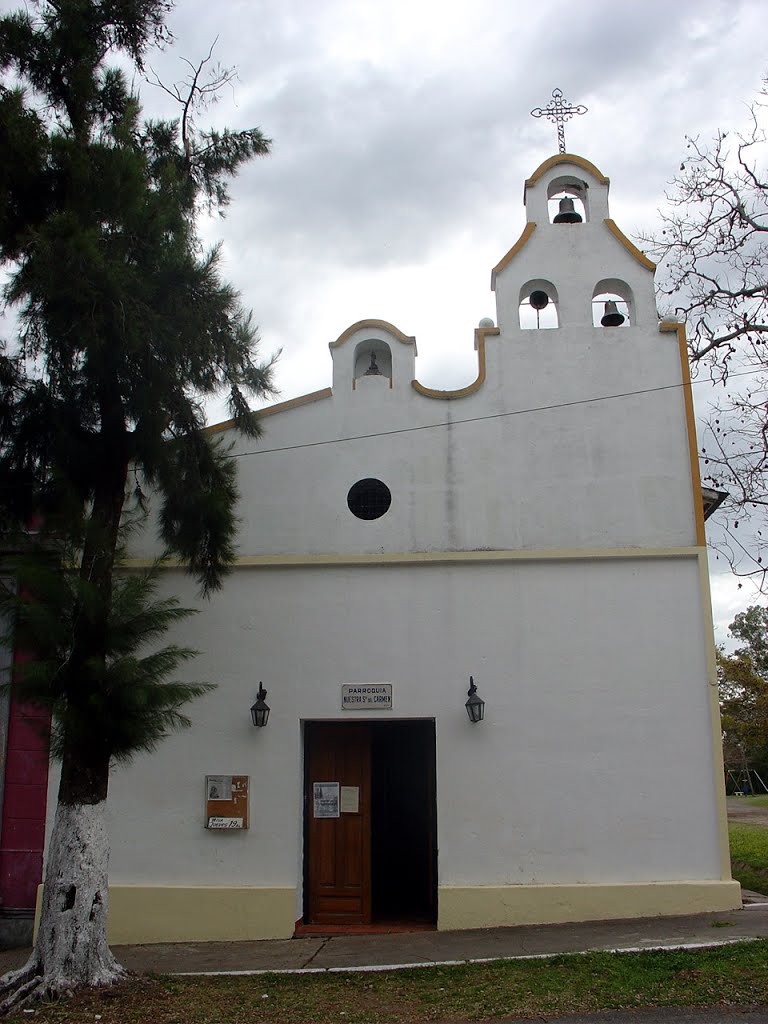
227,367,761,461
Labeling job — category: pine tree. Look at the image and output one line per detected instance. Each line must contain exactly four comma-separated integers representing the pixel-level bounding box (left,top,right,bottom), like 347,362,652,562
0,0,274,1007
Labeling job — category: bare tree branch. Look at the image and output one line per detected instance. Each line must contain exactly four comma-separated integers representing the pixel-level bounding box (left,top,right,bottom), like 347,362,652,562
638,82,768,587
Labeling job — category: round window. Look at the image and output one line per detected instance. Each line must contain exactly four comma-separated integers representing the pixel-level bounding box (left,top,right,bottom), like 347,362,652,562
347,478,392,520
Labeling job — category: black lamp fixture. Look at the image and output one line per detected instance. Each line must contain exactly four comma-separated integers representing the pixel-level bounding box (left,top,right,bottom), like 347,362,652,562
250,683,270,728
465,676,485,724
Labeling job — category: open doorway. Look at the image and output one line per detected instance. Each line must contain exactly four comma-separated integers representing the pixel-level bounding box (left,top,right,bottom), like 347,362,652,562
303,720,436,930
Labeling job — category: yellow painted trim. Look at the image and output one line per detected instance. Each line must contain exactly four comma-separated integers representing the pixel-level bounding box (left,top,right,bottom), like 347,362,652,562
604,219,656,272
122,547,702,571
491,223,537,284
36,886,296,945
525,153,610,188
698,549,733,881
411,328,499,400
205,389,333,436
437,881,741,931
36,879,741,943
660,320,707,546
329,319,416,349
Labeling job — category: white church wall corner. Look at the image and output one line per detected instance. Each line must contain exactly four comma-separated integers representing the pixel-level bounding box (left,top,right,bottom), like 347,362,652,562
39,152,731,945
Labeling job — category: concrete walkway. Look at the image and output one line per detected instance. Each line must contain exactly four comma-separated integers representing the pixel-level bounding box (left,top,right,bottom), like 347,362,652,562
2,904,768,977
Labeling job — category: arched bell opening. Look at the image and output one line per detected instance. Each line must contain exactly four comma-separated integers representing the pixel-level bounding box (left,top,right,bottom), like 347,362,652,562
547,175,588,224
519,280,559,330
592,280,634,329
353,340,393,383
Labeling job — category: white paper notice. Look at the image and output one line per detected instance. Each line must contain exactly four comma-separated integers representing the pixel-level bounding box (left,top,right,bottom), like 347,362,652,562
206,776,232,801
340,786,360,814
313,782,340,818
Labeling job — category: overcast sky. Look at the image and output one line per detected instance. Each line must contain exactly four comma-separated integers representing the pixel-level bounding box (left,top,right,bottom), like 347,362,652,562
6,0,768,641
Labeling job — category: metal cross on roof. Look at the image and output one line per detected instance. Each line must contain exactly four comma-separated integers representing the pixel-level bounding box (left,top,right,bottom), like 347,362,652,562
530,88,588,154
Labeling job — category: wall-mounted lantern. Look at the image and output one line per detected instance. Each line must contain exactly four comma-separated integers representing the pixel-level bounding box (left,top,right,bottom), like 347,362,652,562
250,683,270,728
465,676,485,724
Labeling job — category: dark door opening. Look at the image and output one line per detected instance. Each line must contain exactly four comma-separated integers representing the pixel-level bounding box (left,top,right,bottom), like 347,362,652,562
371,721,436,923
304,720,436,928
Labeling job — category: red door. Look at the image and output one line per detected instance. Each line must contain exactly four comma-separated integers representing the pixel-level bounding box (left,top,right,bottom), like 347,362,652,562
305,723,371,925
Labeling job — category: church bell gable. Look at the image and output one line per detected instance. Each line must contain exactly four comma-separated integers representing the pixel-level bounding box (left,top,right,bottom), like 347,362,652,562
492,154,658,333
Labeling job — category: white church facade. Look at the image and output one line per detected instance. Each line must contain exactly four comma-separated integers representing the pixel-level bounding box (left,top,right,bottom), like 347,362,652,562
46,153,739,942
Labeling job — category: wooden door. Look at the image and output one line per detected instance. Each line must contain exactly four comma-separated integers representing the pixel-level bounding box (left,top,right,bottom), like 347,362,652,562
305,723,371,925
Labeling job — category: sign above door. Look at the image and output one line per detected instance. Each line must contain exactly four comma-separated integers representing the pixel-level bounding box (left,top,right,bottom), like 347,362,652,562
341,684,392,710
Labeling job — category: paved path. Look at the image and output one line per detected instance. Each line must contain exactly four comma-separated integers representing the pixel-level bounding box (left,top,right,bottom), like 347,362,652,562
2,906,768,977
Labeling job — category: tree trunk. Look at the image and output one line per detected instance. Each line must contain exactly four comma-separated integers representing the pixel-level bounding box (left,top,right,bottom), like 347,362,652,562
0,795,126,1012
0,455,130,1013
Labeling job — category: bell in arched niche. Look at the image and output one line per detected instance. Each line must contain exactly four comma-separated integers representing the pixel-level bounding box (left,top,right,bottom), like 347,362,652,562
600,300,626,327
553,197,583,224
363,351,382,375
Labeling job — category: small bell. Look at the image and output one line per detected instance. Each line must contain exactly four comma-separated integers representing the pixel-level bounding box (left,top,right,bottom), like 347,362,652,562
553,197,583,224
529,290,549,310
600,300,626,327
364,351,382,375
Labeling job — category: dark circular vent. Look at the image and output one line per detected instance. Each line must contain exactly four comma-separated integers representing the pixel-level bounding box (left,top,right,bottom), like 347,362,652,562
347,478,392,520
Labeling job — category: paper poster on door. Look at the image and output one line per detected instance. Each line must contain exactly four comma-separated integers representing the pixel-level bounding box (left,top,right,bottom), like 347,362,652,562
340,786,359,814
313,782,340,818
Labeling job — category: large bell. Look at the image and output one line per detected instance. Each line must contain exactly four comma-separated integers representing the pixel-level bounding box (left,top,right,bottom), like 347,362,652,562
553,197,583,224
600,300,626,327
529,290,549,310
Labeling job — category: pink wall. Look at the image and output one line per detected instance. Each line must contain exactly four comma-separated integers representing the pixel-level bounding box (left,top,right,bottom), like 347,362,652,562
0,653,50,910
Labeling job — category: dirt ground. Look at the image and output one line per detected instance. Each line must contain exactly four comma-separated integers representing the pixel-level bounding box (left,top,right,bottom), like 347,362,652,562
727,797,768,826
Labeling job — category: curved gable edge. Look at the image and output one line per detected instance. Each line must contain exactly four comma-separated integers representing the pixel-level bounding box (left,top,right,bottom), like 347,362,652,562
411,327,499,400
329,319,417,351
525,153,610,188
491,223,537,289
603,219,656,272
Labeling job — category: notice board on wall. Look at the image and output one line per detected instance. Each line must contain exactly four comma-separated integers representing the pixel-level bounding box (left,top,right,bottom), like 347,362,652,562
205,775,249,829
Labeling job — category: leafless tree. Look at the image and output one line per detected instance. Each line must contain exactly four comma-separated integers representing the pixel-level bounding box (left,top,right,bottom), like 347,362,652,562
640,82,768,587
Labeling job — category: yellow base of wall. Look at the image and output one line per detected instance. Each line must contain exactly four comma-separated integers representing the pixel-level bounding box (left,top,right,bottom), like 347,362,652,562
437,880,743,931
35,885,297,944
36,880,742,945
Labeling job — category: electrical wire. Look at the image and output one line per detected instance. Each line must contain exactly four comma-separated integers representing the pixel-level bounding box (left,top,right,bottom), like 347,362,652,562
226,366,763,461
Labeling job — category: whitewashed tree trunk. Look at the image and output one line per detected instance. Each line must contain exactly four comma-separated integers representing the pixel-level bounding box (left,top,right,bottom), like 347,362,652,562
0,800,126,1012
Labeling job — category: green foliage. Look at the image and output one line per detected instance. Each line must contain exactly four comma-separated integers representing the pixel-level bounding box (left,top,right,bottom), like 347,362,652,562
1,554,212,763
0,0,275,593
0,1,274,783
719,605,768,773
731,606,768,676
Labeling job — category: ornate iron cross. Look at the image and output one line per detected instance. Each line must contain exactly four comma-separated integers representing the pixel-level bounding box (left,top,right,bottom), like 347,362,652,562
530,88,588,154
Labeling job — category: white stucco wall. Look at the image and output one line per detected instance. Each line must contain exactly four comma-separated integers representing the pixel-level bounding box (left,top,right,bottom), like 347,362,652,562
104,554,721,894
129,323,696,561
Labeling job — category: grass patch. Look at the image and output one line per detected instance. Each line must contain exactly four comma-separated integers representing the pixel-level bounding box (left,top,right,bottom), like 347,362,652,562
730,821,768,894
26,941,768,1024
730,794,768,806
